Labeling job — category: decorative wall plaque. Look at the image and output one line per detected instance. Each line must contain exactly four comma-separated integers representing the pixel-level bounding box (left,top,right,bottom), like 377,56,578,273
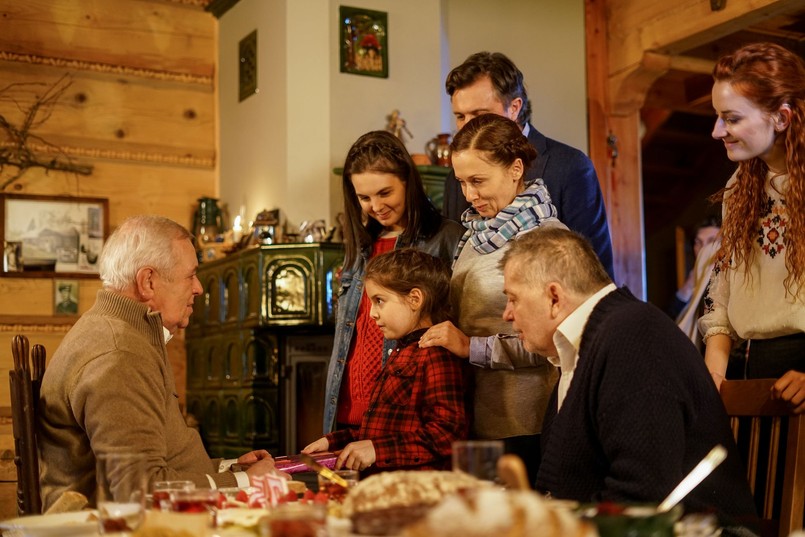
339,6,388,78
239,30,258,102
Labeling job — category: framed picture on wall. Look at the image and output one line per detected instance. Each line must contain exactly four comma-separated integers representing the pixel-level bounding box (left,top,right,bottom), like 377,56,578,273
339,6,388,78
54,279,79,315
0,194,109,278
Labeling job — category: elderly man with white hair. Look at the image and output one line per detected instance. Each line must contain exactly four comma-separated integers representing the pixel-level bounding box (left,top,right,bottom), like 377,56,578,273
39,215,280,511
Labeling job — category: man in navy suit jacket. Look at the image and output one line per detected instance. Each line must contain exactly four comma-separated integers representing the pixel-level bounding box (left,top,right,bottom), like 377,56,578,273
443,52,615,279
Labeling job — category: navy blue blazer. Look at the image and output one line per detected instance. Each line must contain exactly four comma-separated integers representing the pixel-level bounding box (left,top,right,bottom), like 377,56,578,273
442,124,615,279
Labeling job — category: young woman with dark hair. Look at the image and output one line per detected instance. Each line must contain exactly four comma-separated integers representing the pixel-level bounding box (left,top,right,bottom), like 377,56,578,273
323,131,464,434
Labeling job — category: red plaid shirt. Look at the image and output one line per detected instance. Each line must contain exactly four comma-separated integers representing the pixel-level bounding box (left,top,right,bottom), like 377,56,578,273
326,328,469,471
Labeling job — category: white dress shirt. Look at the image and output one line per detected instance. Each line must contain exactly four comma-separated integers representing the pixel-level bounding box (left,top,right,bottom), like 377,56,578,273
548,283,617,410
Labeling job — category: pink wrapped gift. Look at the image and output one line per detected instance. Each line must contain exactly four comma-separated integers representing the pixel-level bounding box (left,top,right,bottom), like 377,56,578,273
274,452,337,474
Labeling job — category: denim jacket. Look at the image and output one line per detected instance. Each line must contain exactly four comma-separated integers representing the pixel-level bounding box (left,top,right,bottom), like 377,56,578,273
323,218,465,433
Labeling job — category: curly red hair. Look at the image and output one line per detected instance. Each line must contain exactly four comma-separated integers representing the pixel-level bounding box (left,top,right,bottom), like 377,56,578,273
711,42,805,294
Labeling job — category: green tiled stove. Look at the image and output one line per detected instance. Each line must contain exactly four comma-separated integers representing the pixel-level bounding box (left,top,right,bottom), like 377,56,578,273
185,242,343,458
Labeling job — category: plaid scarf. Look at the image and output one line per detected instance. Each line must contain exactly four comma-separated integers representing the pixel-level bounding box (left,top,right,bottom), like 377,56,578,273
454,181,557,265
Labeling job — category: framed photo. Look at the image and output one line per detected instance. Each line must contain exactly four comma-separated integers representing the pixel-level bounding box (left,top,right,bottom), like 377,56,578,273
339,6,388,78
0,194,109,278
54,279,79,315
239,29,258,102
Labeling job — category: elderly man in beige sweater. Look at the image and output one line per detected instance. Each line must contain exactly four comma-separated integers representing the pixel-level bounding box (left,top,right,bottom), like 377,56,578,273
39,215,280,511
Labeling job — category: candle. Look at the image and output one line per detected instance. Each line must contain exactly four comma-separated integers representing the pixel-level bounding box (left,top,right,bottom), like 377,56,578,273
232,215,243,242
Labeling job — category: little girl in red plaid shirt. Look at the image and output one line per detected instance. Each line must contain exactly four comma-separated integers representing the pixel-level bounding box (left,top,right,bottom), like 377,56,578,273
303,248,469,473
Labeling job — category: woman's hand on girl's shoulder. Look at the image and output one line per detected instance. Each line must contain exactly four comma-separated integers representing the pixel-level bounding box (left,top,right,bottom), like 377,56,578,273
419,321,470,359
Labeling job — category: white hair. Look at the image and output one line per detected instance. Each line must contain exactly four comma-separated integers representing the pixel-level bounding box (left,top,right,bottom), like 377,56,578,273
99,215,193,291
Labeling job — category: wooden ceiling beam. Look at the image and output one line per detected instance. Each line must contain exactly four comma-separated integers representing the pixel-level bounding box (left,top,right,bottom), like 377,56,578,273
607,0,802,115
609,52,671,116
667,55,714,74
607,0,803,76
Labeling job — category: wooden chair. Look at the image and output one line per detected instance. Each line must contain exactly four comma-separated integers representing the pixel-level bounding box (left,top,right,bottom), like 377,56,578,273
9,334,46,516
720,379,805,537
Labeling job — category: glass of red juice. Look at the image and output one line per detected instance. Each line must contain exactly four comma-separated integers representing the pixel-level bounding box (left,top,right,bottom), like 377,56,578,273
264,503,326,537
169,489,220,528
151,480,195,511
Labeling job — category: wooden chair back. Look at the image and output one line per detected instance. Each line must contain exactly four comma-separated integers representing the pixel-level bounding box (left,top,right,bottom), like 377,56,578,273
9,334,46,516
720,379,805,537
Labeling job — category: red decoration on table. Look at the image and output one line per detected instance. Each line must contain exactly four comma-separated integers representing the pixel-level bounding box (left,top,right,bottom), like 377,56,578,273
274,451,338,474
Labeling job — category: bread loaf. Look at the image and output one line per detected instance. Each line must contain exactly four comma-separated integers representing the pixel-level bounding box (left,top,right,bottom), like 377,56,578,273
44,491,89,514
342,471,482,517
402,488,595,537
342,471,484,535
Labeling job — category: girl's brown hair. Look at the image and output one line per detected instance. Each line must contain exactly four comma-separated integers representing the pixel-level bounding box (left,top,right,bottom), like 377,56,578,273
364,248,452,325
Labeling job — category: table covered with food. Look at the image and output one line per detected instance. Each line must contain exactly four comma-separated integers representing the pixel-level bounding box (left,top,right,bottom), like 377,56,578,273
1,465,724,537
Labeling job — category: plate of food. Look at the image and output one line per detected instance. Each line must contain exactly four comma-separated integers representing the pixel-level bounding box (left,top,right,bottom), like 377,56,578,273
0,511,98,537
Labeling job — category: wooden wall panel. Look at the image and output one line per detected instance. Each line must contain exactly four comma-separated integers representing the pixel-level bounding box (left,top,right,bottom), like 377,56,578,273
6,161,217,227
0,0,215,78
0,279,102,317
0,62,214,164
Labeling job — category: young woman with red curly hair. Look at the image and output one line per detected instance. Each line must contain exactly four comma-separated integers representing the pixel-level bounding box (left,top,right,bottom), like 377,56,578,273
699,42,805,412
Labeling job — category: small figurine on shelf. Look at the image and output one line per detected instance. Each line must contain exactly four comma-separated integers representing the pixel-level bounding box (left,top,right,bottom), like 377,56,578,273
250,208,283,246
299,219,332,243
385,109,413,143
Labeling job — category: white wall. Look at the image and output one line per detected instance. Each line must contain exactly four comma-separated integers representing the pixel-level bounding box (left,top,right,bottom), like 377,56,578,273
218,0,290,229
218,0,587,228
219,0,443,230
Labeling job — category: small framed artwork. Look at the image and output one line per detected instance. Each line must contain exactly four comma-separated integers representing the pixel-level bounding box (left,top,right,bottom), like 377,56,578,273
0,193,109,278
339,6,388,78
54,279,79,315
239,29,258,102
3,240,22,272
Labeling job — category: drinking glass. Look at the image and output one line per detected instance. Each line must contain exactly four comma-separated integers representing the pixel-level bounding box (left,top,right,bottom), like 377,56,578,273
151,480,195,511
451,440,504,481
262,502,326,537
317,469,359,503
169,488,220,528
96,452,147,535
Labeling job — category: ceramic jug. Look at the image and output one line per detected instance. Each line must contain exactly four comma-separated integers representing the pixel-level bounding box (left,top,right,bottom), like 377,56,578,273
193,197,224,244
426,133,452,167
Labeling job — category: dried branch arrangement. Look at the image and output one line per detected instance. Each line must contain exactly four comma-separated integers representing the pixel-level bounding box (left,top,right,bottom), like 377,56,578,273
0,74,93,190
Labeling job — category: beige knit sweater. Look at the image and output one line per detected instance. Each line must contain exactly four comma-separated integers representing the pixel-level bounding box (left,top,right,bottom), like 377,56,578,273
39,290,236,510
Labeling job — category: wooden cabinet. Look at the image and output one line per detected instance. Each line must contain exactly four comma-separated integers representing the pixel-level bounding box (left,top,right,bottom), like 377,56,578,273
185,243,343,457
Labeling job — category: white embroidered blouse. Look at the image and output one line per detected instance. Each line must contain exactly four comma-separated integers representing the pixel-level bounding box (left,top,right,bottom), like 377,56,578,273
699,170,805,343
